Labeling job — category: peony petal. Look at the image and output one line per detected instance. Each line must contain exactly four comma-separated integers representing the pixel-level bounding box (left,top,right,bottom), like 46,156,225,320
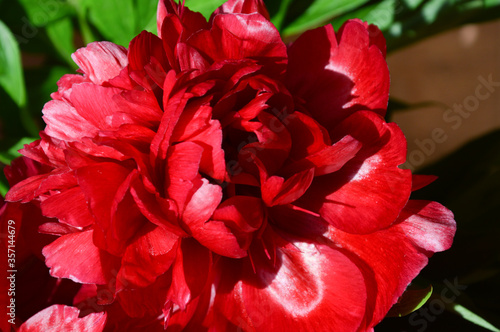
69,83,124,131
5,173,53,203
157,0,208,40
167,238,212,311
19,305,106,332
76,162,132,229
176,42,211,73
129,31,169,74
76,162,137,255
298,111,411,234
164,142,204,212
117,224,179,290
72,41,128,85
397,200,456,252
215,233,367,331
182,178,222,228
212,0,270,19
285,111,332,160
38,221,81,236
50,73,89,101
338,18,387,57
112,89,163,128
261,168,315,206
129,178,185,235
40,187,94,228
118,273,172,318
287,22,389,130
186,120,226,182
6,169,75,203
190,219,249,259
4,155,52,187
150,72,188,162
239,111,292,178
171,103,212,142
42,230,120,284
43,99,99,141
189,13,286,68
326,200,456,329
282,135,362,177
213,196,264,232
185,187,252,259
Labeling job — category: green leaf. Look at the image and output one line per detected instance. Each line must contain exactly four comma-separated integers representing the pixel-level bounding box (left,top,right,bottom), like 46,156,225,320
421,0,449,23
85,0,136,46
283,0,369,36
46,17,77,67
270,0,293,30
331,0,396,32
387,285,433,317
485,0,500,6
185,0,225,19
403,0,426,9
449,304,500,332
83,0,164,45
0,176,9,197
0,20,26,108
134,0,158,33
0,137,37,165
17,0,75,27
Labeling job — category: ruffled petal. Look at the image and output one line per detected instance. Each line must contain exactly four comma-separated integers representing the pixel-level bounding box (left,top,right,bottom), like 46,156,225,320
43,99,99,141
76,162,139,255
117,224,178,290
19,305,106,332
287,22,389,129
298,111,411,234
215,234,367,331
326,200,456,329
40,187,94,228
182,178,222,228
189,13,287,68
186,120,226,182
69,83,124,132
71,41,128,85
167,238,212,311
212,0,270,20
261,168,314,206
164,142,204,212
42,230,120,284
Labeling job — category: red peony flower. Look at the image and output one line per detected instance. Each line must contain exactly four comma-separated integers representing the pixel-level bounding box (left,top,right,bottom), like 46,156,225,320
5,0,456,330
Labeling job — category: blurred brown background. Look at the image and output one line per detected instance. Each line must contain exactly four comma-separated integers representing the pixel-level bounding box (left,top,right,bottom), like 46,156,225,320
388,20,500,170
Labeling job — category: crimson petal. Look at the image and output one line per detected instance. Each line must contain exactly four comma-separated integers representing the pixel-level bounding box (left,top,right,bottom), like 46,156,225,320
326,200,456,329
42,230,120,284
40,187,94,228
167,238,212,311
212,0,270,19
287,22,389,129
216,236,367,331
262,168,314,206
189,13,286,67
117,224,178,290
298,111,411,234
19,305,106,332
71,41,128,85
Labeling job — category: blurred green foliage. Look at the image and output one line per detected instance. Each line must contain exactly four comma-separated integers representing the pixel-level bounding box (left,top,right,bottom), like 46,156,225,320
0,0,499,330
